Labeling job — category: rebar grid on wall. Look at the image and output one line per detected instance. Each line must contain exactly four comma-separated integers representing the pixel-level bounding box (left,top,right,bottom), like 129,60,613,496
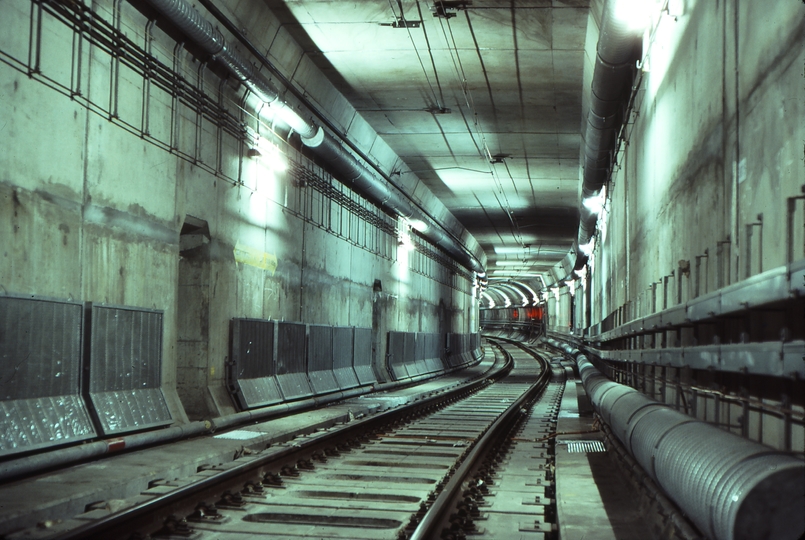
2,0,472,291
602,360,804,453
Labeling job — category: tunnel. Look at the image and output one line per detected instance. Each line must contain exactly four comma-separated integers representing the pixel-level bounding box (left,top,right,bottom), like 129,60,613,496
0,0,803,538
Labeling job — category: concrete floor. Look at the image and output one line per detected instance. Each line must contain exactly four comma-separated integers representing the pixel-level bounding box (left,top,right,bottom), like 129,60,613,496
556,379,650,540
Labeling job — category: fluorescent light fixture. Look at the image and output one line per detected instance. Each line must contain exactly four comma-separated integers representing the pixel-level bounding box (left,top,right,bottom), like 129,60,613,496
271,103,318,139
575,266,588,290
566,279,576,297
481,291,496,309
494,246,528,254
611,0,656,32
397,226,414,251
249,135,287,172
490,272,543,277
582,189,606,215
496,260,533,266
502,284,529,307
514,281,540,306
494,245,568,254
579,239,595,257
407,219,429,232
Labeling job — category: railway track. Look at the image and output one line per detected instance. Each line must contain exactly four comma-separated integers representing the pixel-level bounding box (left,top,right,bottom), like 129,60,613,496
28,340,565,540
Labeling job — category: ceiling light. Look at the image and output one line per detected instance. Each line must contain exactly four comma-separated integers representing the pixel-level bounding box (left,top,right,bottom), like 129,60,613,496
248,136,287,172
490,272,543,278
582,189,606,215
579,239,595,257
495,260,533,266
494,245,567,254
481,292,495,309
611,0,658,32
407,219,429,232
494,246,529,254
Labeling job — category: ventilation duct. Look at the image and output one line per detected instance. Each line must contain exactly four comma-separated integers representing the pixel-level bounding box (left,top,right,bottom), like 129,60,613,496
574,0,643,270
141,0,483,274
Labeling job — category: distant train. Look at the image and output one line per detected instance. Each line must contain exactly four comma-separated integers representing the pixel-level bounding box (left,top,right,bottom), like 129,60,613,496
480,306,545,341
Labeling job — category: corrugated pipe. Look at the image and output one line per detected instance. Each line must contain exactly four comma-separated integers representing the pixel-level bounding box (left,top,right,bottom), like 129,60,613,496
544,338,805,540
141,0,483,274
574,0,642,270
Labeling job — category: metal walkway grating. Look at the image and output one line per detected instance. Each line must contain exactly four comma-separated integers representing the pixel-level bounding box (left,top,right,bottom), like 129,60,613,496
561,440,607,453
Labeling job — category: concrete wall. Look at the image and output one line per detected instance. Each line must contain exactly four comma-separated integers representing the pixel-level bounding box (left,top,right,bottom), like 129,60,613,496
588,0,805,326
0,0,476,421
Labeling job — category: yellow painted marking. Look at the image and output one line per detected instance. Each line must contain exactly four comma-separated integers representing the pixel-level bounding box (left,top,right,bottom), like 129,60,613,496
234,240,277,275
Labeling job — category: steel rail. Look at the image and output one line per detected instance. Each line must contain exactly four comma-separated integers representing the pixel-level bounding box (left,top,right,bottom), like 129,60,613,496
409,339,552,540
58,348,514,540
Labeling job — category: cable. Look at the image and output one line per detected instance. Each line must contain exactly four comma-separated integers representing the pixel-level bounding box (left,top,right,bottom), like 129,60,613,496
387,0,442,110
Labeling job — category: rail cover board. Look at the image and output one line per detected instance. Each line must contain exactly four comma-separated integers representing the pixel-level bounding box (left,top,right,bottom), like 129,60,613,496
229,318,283,409
307,325,339,394
0,296,96,458
87,304,172,435
276,322,313,400
332,326,360,389
353,327,376,385
387,331,410,380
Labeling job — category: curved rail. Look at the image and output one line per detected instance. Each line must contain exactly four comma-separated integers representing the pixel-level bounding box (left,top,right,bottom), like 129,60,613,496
409,339,552,540
58,348,515,540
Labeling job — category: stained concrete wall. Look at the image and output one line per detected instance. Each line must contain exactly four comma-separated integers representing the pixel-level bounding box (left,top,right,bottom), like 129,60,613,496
0,0,476,421
588,0,805,327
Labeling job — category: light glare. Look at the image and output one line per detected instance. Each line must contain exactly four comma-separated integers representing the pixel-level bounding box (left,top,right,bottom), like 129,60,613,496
611,0,656,31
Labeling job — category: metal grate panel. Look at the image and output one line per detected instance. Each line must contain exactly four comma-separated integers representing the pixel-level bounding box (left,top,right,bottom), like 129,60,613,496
413,333,428,374
229,319,283,410
0,296,96,457
332,327,359,389
445,333,465,367
276,322,312,400
308,325,338,394
562,440,607,453
387,332,409,380
404,332,421,376
353,328,376,385
88,304,171,435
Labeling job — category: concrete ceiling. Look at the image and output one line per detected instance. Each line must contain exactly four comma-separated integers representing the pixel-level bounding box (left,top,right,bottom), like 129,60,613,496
266,0,589,282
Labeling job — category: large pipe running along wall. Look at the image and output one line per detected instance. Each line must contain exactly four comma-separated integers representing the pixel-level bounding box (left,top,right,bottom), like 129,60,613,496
545,338,804,540
574,0,642,270
141,0,484,274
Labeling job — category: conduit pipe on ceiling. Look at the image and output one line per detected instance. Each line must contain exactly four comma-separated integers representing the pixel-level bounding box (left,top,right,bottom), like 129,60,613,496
544,338,805,540
574,0,643,269
141,0,484,274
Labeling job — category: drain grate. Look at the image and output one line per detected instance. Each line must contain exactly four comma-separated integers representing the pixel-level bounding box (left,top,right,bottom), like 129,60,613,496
560,440,606,453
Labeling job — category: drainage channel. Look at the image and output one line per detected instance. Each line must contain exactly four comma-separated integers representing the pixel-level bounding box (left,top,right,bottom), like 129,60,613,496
32,340,550,540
